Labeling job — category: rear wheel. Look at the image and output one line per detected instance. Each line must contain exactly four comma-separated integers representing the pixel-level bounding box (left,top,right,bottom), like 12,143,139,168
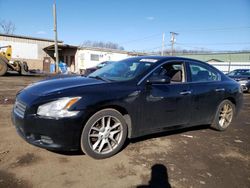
211,100,235,131
80,109,127,159
0,57,8,76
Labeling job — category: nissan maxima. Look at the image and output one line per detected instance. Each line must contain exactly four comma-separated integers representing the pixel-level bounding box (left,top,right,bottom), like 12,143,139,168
12,56,243,159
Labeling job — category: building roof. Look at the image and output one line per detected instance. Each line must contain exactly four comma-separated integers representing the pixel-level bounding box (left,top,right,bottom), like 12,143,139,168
178,52,250,62
0,33,63,43
206,58,224,62
44,44,78,51
79,46,147,56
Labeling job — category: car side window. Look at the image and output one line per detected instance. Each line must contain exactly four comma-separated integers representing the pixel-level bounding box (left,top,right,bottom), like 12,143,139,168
150,62,185,83
189,62,221,82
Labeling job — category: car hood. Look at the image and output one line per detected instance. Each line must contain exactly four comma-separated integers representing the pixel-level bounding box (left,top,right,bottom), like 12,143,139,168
22,76,104,96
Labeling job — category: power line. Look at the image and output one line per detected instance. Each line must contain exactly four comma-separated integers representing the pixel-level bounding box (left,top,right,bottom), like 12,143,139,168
121,26,250,45
119,26,250,48
174,26,250,32
140,46,162,52
123,26,250,52
176,42,250,46
120,33,161,45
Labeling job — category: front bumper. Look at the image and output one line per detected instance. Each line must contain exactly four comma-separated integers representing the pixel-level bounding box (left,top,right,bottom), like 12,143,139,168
12,110,84,151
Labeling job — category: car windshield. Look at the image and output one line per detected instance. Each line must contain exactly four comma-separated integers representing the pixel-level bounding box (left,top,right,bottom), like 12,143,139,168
88,58,157,81
228,69,250,76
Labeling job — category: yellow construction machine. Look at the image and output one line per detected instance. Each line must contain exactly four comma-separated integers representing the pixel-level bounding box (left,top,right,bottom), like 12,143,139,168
0,45,28,76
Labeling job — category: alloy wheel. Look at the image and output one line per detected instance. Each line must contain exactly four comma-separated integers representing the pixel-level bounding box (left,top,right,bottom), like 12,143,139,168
88,116,123,154
218,103,233,128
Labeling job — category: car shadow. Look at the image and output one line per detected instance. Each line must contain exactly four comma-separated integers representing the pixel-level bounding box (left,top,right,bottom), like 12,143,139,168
137,163,171,188
127,124,210,145
4,71,44,77
47,124,210,157
47,149,84,156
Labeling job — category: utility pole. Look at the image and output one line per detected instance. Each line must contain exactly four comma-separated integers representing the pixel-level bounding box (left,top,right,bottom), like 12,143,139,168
161,32,165,56
53,0,59,73
170,32,178,56
228,54,232,73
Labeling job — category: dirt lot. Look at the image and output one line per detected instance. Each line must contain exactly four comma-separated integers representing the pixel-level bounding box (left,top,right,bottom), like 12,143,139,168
0,75,249,188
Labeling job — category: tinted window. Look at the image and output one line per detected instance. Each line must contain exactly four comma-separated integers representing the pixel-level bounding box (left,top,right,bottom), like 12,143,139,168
189,62,221,82
150,62,185,83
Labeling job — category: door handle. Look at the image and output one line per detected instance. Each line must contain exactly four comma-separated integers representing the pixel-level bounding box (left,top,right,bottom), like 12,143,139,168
215,88,225,92
180,91,192,95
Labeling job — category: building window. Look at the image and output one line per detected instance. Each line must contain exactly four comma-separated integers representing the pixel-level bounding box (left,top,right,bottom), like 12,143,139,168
90,54,99,61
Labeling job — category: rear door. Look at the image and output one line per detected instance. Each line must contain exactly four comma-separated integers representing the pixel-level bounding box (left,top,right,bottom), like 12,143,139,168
186,60,225,125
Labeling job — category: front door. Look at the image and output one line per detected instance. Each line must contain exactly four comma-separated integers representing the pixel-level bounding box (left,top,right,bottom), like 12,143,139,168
140,61,192,132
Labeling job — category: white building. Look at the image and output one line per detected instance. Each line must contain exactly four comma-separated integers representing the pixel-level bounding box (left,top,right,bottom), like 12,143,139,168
75,47,134,71
0,33,63,71
1,34,142,73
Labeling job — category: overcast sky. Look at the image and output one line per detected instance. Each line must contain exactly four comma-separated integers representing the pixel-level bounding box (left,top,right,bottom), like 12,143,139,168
1,0,250,52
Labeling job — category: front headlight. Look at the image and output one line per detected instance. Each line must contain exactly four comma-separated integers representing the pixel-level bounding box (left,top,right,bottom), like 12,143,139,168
37,97,81,118
239,80,248,85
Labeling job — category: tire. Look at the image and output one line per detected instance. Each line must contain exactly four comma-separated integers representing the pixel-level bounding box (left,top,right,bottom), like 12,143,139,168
80,109,128,159
12,61,21,73
211,100,235,131
0,57,8,76
22,61,29,72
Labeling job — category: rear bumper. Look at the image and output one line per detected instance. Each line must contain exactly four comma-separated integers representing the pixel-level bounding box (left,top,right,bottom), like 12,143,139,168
12,110,85,151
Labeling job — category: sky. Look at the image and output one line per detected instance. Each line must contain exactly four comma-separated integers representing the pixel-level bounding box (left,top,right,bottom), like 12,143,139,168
0,0,250,52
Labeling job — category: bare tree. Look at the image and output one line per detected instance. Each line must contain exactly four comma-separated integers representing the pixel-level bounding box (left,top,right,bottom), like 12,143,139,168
0,20,16,34
80,40,124,50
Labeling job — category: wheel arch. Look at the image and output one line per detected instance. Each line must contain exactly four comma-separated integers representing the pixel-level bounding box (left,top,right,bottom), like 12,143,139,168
225,97,236,106
82,104,133,138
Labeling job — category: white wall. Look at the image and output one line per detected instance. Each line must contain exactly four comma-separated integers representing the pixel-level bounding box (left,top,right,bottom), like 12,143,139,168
0,41,38,59
76,49,130,70
208,61,250,73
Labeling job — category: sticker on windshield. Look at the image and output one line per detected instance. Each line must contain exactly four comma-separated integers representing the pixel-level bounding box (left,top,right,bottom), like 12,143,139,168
139,59,158,63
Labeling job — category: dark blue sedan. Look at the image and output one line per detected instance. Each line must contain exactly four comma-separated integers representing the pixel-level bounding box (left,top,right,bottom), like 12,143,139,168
12,56,243,159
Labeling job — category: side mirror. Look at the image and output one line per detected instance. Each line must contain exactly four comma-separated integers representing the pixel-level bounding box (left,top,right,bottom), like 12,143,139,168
147,75,171,84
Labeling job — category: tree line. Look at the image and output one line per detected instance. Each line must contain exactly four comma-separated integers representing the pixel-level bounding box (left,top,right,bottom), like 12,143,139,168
80,40,125,50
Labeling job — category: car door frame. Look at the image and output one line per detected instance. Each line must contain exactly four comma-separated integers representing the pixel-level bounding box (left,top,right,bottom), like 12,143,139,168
135,60,193,135
185,60,226,125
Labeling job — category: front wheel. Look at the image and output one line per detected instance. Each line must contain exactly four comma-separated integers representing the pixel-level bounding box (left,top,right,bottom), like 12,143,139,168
211,100,235,131
80,109,128,159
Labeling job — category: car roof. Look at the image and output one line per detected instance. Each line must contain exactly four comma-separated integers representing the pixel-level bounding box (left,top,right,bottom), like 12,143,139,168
234,69,250,71
126,56,200,62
